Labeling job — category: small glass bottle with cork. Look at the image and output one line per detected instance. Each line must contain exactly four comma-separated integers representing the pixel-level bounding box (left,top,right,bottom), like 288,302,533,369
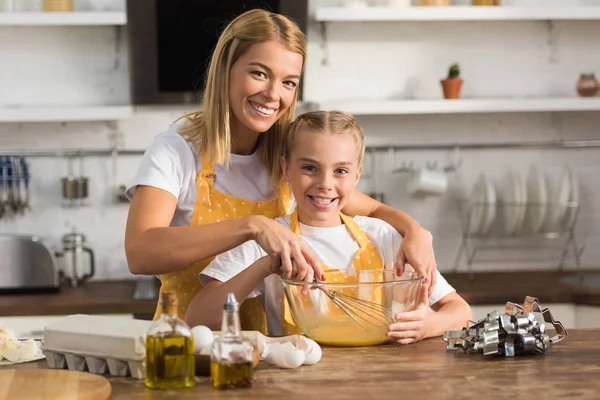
210,293,254,389
145,291,195,389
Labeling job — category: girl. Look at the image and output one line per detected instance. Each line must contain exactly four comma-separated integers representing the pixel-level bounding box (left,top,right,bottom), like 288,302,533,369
125,9,437,333
187,111,471,343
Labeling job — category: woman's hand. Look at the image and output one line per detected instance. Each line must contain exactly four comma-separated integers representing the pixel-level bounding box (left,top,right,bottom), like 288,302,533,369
250,215,325,284
386,278,431,345
396,227,437,291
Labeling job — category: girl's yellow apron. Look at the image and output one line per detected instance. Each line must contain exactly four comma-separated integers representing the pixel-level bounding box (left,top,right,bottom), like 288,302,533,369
282,209,384,335
155,157,292,334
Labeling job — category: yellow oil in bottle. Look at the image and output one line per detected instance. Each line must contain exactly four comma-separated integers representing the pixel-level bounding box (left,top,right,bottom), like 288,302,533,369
210,361,253,390
146,335,195,389
145,291,195,390
210,293,254,390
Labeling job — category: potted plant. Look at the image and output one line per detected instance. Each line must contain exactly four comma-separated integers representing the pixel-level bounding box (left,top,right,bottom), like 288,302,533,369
440,63,463,100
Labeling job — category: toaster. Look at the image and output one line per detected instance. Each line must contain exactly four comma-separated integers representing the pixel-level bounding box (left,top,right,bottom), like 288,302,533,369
0,234,60,293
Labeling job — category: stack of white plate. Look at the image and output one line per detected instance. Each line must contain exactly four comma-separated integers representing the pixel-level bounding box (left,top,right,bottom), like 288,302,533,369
525,165,580,234
503,170,527,235
467,174,496,236
464,166,579,236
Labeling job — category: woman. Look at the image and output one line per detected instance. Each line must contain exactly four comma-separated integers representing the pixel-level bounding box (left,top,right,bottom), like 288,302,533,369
125,9,437,332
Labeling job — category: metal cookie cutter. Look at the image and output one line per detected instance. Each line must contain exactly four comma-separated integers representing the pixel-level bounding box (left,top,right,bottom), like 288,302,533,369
443,296,568,357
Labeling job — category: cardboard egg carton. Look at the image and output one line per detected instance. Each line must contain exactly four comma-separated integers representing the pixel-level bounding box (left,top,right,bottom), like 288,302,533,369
42,314,152,379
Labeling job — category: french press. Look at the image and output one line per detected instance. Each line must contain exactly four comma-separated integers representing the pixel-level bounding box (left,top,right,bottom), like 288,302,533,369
56,228,95,287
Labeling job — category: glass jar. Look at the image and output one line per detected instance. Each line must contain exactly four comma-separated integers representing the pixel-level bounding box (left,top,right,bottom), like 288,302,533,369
210,293,254,390
472,0,501,5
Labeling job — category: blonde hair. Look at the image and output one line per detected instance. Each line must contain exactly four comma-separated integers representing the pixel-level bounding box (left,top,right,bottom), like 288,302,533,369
284,111,366,166
177,9,306,184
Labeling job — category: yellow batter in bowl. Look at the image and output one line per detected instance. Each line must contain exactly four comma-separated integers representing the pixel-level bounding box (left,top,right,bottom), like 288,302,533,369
282,270,423,347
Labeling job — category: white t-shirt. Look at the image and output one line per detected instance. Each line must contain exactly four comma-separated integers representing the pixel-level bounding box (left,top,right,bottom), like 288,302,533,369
200,215,455,336
126,124,277,226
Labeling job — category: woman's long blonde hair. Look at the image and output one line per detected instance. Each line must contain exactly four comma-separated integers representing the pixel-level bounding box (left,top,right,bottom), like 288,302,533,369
178,9,306,184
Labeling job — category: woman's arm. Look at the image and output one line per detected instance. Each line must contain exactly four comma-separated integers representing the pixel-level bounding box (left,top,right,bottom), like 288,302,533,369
342,188,437,289
184,256,274,329
125,186,324,278
125,186,257,275
342,188,420,236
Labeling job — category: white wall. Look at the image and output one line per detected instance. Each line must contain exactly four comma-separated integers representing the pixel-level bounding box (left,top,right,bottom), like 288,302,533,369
305,0,600,272
0,0,599,280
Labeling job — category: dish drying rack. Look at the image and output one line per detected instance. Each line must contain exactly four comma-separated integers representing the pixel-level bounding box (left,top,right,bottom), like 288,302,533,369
453,201,584,274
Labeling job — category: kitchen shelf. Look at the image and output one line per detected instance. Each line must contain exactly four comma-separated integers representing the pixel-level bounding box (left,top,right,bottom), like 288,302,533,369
315,6,600,22
0,12,127,26
318,97,600,115
0,106,134,122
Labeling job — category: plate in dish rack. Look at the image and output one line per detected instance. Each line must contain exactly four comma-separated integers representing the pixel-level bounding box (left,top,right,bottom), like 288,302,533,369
0,340,46,366
526,165,547,234
479,175,497,235
467,175,487,235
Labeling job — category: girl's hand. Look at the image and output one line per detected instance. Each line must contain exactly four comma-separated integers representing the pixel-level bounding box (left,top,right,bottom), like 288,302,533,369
251,216,325,284
396,227,437,291
386,278,431,345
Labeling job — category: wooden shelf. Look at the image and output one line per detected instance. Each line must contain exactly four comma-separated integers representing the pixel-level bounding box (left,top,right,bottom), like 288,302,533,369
0,12,126,26
0,106,134,122
315,6,600,22
318,98,600,115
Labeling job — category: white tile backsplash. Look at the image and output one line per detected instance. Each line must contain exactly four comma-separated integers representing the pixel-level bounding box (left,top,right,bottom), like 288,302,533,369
0,0,599,280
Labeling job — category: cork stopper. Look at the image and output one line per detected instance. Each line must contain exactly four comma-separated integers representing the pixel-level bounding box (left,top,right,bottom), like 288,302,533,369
160,290,179,315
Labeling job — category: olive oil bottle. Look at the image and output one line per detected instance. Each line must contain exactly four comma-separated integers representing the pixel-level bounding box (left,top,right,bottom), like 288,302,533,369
210,293,254,390
145,291,195,390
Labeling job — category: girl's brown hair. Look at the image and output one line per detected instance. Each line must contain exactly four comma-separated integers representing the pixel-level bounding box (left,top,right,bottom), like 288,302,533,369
283,111,366,165
178,9,306,183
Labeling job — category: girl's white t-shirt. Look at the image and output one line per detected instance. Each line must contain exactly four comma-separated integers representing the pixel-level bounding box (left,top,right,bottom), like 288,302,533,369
126,124,277,226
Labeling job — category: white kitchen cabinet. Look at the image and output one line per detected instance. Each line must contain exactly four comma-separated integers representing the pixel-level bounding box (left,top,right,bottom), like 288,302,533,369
575,305,600,328
0,314,134,339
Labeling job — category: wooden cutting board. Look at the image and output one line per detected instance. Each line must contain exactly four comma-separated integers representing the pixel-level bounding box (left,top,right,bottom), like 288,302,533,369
0,369,111,400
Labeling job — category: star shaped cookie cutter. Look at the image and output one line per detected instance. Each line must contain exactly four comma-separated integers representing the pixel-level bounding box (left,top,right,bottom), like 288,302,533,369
443,296,568,357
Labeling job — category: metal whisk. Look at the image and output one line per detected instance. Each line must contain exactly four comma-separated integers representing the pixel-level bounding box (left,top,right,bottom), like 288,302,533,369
321,288,396,331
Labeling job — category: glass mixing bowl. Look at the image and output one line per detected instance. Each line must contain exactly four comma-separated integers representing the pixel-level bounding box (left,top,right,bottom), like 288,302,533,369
282,269,423,347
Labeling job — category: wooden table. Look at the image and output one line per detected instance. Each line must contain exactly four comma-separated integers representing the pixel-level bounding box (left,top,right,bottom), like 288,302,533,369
4,329,599,399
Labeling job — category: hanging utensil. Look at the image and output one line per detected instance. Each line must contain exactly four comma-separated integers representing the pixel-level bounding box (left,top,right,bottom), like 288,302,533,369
0,157,7,219
10,156,22,214
1,156,13,218
75,153,89,207
19,157,30,213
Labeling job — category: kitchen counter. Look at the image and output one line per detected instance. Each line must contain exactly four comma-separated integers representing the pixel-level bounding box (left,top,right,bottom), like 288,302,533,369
1,270,599,317
0,281,158,317
4,329,599,399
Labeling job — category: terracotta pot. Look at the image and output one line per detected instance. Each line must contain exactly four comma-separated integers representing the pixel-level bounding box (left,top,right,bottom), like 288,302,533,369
440,78,463,99
577,73,599,97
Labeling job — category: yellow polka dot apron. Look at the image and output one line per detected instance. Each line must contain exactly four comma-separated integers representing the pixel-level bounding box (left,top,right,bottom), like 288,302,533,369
282,208,384,335
155,157,292,334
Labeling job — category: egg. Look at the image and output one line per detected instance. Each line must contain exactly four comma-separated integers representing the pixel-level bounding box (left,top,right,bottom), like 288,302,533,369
296,337,322,365
268,342,305,369
191,325,214,353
